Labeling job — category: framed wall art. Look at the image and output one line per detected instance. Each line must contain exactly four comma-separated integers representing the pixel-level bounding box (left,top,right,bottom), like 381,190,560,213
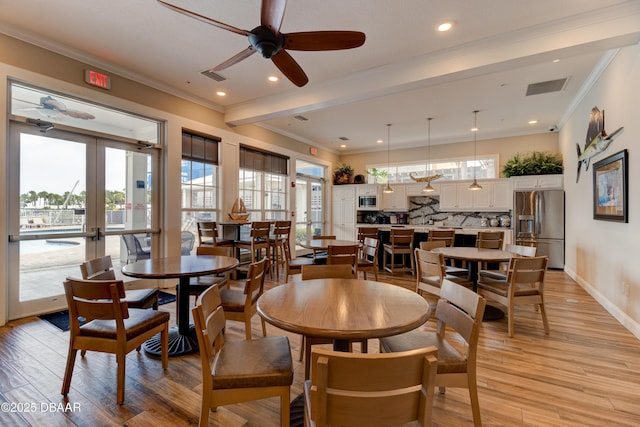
593,149,628,222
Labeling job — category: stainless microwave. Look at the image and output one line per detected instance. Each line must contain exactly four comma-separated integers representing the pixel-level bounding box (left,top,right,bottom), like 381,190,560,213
358,195,378,210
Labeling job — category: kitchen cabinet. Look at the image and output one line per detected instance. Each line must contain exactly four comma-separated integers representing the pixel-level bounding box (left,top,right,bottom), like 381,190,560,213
473,180,512,210
356,184,379,197
332,186,356,240
440,180,511,211
511,174,563,190
406,182,440,196
381,183,407,211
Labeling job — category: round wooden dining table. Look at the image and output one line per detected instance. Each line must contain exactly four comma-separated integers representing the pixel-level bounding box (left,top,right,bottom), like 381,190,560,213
257,278,431,378
122,255,238,356
432,246,513,320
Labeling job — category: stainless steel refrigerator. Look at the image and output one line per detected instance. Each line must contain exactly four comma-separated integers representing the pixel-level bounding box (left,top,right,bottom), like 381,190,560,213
513,190,565,269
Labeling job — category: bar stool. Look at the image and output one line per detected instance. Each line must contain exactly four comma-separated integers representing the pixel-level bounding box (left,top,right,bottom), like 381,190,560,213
383,228,415,275
269,220,291,280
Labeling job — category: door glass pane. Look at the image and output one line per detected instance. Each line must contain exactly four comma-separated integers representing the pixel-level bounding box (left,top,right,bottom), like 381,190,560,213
105,146,153,264
19,134,87,301
295,179,308,243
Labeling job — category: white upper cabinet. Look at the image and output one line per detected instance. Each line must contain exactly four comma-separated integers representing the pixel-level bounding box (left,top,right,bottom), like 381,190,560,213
510,174,563,190
406,182,440,196
439,180,512,211
381,184,407,211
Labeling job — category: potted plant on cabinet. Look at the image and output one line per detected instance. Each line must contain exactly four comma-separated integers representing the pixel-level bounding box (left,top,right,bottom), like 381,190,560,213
333,162,354,184
502,151,563,177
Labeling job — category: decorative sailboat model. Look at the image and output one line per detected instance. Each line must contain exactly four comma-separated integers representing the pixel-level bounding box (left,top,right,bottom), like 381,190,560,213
228,198,250,222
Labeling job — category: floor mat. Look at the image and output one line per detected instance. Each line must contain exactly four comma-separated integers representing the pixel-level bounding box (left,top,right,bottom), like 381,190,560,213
39,290,175,332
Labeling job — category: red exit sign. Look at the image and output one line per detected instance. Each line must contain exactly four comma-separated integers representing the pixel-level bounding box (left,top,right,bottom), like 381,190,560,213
85,69,111,89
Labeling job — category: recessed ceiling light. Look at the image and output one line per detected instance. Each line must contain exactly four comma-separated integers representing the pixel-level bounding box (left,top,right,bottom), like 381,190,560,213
552,59,560,63
340,144,347,148
437,21,454,32
216,91,226,97
268,75,279,82
471,126,478,132
376,139,383,144
528,120,538,125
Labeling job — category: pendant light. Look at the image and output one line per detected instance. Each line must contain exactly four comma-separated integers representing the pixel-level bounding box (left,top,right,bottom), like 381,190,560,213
422,117,436,193
383,123,394,193
468,110,483,191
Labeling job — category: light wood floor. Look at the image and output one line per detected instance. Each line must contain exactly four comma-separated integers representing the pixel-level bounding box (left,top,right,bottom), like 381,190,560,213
1,269,640,426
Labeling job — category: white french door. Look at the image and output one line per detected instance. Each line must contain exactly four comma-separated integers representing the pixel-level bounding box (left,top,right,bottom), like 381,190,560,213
7,121,159,319
295,175,325,248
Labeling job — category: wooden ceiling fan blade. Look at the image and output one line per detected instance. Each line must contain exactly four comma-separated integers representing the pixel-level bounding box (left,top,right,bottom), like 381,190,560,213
157,0,250,36
261,0,287,36
284,31,366,51
211,47,256,71
271,50,308,87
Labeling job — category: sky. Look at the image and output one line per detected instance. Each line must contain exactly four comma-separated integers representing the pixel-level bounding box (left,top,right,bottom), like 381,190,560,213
20,133,126,196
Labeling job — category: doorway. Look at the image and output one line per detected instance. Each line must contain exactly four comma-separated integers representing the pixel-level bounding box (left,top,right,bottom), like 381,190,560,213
7,121,159,319
295,160,326,251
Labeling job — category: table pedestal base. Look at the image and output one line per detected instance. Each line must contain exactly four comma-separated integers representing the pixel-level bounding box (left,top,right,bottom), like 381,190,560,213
483,304,505,321
143,325,199,357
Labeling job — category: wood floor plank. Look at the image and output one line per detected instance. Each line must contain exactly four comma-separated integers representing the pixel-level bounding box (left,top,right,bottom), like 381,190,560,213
0,269,639,426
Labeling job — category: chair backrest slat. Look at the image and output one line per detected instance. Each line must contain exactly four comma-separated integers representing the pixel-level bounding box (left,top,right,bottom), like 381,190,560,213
309,347,438,427
301,264,354,280
80,256,116,280
428,229,455,247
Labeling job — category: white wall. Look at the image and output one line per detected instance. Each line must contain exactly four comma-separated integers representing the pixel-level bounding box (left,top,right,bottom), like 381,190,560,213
560,43,640,338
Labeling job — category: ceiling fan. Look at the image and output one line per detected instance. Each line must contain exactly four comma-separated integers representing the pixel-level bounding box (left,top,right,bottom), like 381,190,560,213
158,0,366,87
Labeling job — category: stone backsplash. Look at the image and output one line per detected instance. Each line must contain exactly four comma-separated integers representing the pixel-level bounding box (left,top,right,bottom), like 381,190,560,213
408,196,511,227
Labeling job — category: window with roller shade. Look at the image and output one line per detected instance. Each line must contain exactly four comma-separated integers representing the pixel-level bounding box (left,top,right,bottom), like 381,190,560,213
181,130,220,244
239,145,289,222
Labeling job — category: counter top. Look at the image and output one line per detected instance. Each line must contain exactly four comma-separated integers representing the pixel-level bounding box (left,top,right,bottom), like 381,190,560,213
356,224,512,234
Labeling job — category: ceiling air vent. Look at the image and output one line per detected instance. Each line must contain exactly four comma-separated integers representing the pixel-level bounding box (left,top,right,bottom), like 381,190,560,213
526,78,568,96
338,136,350,141
201,70,227,82
294,115,309,121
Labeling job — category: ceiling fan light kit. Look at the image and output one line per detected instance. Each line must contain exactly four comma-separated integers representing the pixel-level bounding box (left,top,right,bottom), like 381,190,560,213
158,0,365,87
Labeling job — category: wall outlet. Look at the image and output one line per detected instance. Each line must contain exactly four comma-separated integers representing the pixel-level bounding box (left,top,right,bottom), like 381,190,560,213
623,282,630,297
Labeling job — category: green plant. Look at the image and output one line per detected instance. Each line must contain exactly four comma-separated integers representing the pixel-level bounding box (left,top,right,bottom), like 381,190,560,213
502,151,563,177
365,167,388,183
333,162,354,184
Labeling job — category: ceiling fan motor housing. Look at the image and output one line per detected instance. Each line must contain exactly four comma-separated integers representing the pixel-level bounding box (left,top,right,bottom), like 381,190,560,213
249,26,284,58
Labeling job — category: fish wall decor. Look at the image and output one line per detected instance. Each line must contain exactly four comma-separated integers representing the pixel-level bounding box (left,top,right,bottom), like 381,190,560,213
576,106,623,182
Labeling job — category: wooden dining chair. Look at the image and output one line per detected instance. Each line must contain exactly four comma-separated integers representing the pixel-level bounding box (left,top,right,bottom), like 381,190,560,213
475,230,505,271
300,264,354,280
383,228,415,275
284,237,314,283
357,237,379,280
477,256,549,337
304,346,438,427
219,256,269,340
61,277,169,405
192,285,293,427
427,229,468,276
380,280,487,427
479,243,537,281
80,255,159,310
420,240,467,277
327,244,359,275
414,248,472,298
311,235,336,264
196,221,234,247
178,245,233,307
